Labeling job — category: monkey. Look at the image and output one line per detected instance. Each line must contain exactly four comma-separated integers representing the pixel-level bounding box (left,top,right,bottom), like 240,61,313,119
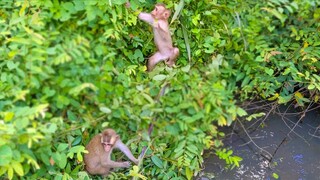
84,128,139,177
138,3,179,71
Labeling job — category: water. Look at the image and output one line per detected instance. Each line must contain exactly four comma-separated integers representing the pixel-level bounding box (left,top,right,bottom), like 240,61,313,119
199,106,320,180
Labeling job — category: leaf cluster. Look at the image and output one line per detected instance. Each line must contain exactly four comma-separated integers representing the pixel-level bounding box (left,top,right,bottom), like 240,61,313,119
0,0,319,179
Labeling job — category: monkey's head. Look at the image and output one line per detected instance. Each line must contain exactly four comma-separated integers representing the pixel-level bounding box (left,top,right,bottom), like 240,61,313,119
100,129,119,152
151,4,170,20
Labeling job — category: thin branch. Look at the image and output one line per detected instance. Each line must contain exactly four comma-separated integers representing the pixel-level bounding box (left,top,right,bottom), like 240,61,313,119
237,119,273,160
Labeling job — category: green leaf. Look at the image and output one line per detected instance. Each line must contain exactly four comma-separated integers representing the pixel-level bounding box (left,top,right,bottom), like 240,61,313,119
69,83,98,96
99,107,112,114
7,61,17,70
185,167,192,180
111,0,126,5
11,161,24,176
0,145,13,166
67,110,77,121
8,166,13,180
71,136,82,146
272,173,279,179
181,65,191,72
241,76,250,87
57,143,69,152
278,95,292,104
265,68,274,76
47,123,58,133
62,2,75,13
151,156,163,168
58,153,67,169
152,74,167,81
4,112,14,122
171,0,184,24
308,84,315,90
261,7,286,23
236,107,247,117
246,112,266,121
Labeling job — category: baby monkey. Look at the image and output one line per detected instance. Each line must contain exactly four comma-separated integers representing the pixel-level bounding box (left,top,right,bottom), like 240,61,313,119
139,3,179,71
84,128,139,177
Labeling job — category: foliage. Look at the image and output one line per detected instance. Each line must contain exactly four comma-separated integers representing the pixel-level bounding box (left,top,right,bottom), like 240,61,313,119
0,0,319,179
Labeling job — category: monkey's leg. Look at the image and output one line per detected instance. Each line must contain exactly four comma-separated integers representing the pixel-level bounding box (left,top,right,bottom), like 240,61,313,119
86,165,110,176
147,52,168,71
165,47,179,67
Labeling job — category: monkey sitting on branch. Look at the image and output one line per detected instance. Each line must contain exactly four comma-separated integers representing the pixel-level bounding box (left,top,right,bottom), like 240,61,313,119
84,128,139,177
138,3,179,72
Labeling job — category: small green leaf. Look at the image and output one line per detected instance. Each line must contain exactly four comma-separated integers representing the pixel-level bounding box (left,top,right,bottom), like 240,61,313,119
69,83,98,96
58,153,67,169
72,136,82,146
152,74,167,81
272,173,279,179
308,84,315,90
7,61,17,70
67,110,77,121
111,0,126,5
265,68,274,76
151,155,163,168
181,65,190,72
4,112,14,122
236,107,247,117
57,143,69,152
47,123,58,133
8,166,13,180
99,107,111,114
185,167,193,180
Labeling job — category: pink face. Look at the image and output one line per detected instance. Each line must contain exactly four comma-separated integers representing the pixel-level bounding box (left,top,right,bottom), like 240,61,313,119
102,142,112,152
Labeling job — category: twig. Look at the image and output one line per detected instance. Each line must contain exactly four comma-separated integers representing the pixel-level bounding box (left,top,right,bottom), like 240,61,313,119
246,102,277,130
286,102,311,136
237,119,272,161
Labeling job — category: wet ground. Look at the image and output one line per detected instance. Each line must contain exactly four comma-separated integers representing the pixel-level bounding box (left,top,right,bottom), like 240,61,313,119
199,106,320,180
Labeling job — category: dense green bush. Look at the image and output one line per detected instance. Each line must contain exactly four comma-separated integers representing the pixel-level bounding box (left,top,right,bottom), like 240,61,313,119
0,0,319,179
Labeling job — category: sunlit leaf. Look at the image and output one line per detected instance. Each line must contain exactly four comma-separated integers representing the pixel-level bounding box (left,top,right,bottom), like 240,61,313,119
11,161,24,176
272,173,279,179
236,107,247,117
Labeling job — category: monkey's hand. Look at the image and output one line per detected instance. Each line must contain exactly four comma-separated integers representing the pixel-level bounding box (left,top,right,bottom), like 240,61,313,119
123,161,131,167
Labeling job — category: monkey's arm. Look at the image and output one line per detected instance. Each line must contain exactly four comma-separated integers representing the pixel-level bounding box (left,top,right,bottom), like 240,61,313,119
158,21,169,33
102,160,130,168
138,12,154,25
156,21,171,40
115,140,139,164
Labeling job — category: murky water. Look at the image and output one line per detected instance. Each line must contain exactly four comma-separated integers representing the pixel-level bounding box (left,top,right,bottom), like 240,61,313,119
199,106,320,180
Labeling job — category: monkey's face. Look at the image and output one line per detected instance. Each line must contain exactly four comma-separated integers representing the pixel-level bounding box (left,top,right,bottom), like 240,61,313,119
101,135,117,152
100,129,119,152
151,5,170,20
102,142,113,152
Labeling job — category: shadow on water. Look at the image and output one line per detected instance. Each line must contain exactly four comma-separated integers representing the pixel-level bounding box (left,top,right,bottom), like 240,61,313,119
199,105,320,180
